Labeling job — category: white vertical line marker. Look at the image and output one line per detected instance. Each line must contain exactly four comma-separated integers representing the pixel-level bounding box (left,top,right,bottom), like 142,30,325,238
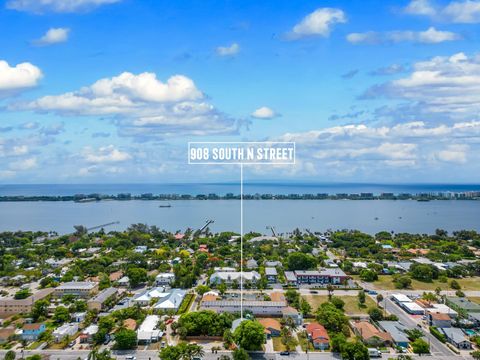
240,163,244,321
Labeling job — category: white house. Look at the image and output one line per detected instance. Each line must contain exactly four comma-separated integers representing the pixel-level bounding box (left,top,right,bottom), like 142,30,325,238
52,323,78,342
137,315,163,344
155,273,175,286
210,271,261,286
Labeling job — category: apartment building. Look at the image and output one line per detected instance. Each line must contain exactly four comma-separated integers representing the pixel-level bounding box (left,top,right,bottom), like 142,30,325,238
54,282,98,298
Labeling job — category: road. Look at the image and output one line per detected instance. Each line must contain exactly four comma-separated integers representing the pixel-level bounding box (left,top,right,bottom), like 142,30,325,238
0,349,473,360
384,297,453,357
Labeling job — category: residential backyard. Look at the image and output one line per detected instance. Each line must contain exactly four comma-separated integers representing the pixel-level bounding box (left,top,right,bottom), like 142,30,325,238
302,293,377,315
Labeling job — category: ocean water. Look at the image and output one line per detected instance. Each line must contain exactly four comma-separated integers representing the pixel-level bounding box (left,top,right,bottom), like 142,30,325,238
0,182,479,196
0,198,479,235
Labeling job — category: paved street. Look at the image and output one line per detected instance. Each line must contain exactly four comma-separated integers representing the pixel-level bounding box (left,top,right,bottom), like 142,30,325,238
384,298,453,357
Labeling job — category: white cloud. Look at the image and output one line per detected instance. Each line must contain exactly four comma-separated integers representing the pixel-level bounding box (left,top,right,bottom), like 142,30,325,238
404,0,437,16
251,106,278,119
6,0,121,14
273,121,480,180
404,0,480,23
364,52,480,118
15,71,239,139
289,8,346,39
9,157,37,170
436,144,468,163
0,60,42,95
34,27,70,46
216,43,240,57
83,145,131,164
347,27,460,44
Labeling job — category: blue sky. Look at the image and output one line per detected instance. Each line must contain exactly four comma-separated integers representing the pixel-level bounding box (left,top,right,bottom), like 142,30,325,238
1,0,480,184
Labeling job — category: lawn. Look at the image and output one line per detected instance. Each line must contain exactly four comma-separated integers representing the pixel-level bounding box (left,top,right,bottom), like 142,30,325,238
272,337,287,351
356,275,480,291
302,294,377,315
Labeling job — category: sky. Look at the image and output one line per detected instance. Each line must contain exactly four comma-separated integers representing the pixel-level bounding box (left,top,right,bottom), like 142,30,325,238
1,0,480,184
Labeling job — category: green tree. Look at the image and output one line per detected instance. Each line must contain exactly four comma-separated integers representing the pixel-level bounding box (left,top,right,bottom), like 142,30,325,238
341,341,369,360
376,293,384,305
450,280,461,290
286,252,316,271
233,320,265,351
114,329,137,350
196,285,210,296
126,267,148,287
53,306,71,324
31,299,49,321
359,269,378,282
5,350,16,360
471,350,480,360
358,290,366,306
232,349,250,360
410,263,438,282
14,289,32,299
368,307,384,321
394,275,412,289
330,333,347,353
330,296,345,310
316,302,348,333
299,298,312,315
160,343,205,360
412,338,430,355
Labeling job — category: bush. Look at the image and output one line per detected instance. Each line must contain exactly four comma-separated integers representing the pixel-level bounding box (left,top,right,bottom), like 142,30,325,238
176,293,195,315
429,326,446,343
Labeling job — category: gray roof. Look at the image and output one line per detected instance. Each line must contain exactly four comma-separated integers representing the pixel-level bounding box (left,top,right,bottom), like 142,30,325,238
56,281,97,290
447,297,480,312
88,287,117,304
284,271,297,281
265,267,278,276
440,327,470,344
378,321,410,344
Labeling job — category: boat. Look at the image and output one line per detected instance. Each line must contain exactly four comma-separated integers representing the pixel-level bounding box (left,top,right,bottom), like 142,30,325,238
159,203,172,208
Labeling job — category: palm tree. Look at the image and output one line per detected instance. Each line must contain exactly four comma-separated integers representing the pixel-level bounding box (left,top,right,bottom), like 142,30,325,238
87,350,98,360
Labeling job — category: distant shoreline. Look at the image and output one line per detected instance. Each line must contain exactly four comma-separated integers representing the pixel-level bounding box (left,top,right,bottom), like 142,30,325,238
0,191,479,202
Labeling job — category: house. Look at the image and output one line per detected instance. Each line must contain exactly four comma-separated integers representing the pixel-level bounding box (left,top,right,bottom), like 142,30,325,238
198,244,209,253
265,261,282,268
265,267,278,283
72,312,86,323
52,323,79,342
291,269,349,285
137,315,163,344
258,318,282,338
134,246,148,254
0,328,16,343
246,259,258,269
440,327,472,349
133,287,186,311
352,321,392,347
54,281,98,298
22,323,46,341
210,271,261,286
87,287,118,311
79,324,99,343
377,321,410,349
201,300,287,315
282,306,303,326
446,297,480,316
0,288,54,316
306,322,330,350
117,276,130,287
425,304,457,318
249,236,277,243
109,271,123,282
284,271,298,287
155,273,175,286
428,312,452,328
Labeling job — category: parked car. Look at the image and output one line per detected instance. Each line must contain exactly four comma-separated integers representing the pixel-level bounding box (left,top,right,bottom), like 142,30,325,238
280,351,290,356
